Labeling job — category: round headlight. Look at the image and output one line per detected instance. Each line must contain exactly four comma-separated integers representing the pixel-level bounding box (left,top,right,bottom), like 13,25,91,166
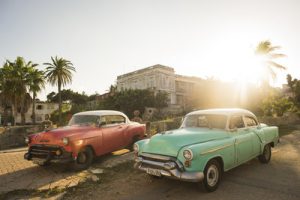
183,149,193,160
25,137,30,144
133,143,139,153
62,137,69,145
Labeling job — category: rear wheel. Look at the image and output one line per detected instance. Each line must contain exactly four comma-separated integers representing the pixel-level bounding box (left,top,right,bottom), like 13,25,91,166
202,159,221,192
71,147,94,171
258,144,271,164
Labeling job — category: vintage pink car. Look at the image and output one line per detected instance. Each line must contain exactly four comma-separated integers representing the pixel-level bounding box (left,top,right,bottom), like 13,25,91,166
24,110,146,170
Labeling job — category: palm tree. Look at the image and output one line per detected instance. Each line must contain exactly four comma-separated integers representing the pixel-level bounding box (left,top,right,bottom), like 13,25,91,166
44,56,75,125
0,57,35,125
29,68,45,124
255,40,286,86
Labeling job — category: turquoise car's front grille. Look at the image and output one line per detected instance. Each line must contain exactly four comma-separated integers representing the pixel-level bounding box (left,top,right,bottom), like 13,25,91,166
139,153,184,171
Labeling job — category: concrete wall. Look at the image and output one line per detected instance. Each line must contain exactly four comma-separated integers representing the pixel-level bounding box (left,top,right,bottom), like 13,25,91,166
0,125,44,150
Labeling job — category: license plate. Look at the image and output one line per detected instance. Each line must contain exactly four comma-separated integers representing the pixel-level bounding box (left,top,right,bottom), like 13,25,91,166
146,168,161,177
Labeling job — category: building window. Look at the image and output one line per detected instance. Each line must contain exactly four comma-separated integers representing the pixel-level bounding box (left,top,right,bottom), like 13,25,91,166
36,105,43,110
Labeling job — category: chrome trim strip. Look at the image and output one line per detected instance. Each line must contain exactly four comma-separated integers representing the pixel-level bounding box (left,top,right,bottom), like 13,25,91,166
200,143,233,155
135,157,167,168
140,153,176,161
134,158,204,182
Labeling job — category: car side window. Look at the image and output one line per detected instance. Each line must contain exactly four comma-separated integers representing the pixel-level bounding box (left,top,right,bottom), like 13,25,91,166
99,116,107,126
106,115,126,125
229,115,245,129
244,116,258,127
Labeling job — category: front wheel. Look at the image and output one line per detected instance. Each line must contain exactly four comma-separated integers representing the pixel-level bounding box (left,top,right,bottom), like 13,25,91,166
71,147,94,171
202,159,221,192
258,144,271,164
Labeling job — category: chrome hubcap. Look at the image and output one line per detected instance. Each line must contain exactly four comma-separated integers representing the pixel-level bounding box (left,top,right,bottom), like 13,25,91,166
207,165,219,187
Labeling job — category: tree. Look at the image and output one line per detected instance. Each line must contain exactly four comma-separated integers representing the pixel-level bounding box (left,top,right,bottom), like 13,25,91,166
255,40,286,86
44,56,75,125
286,74,300,106
0,57,35,125
46,89,88,105
154,91,169,111
261,91,294,117
47,91,56,102
28,68,45,124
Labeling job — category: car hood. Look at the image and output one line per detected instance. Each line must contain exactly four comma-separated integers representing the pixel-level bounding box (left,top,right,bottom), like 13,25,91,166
30,125,98,145
141,128,228,157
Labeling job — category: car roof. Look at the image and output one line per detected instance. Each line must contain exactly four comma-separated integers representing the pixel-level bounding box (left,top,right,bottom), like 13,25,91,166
74,110,127,117
187,108,256,117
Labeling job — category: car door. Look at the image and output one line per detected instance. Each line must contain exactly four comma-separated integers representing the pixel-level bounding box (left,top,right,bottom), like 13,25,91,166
229,115,253,164
244,115,261,156
101,115,126,152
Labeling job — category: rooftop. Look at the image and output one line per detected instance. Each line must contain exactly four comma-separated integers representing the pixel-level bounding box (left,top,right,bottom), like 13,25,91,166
117,64,174,79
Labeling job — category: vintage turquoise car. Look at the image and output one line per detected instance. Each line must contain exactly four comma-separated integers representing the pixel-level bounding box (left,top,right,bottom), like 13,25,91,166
134,108,279,192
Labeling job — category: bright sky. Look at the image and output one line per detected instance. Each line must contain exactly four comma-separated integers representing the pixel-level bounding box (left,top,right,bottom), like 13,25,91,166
1,0,299,100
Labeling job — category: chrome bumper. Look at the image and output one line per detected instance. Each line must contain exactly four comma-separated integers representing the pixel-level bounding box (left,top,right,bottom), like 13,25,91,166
134,156,204,182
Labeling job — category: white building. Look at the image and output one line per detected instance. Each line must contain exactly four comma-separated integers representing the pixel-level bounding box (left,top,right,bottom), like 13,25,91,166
116,64,203,110
0,101,59,125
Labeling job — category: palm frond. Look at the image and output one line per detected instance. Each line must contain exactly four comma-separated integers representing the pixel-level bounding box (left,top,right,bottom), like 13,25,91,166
267,61,287,70
268,53,286,59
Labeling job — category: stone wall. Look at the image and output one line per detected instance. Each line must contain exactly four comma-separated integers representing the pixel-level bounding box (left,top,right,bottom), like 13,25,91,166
258,114,300,126
0,125,43,150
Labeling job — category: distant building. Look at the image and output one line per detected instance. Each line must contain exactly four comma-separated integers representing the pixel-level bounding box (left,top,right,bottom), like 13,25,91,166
0,101,58,125
116,64,203,111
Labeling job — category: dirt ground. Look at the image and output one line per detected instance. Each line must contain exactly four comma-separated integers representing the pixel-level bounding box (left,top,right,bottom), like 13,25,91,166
62,131,300,200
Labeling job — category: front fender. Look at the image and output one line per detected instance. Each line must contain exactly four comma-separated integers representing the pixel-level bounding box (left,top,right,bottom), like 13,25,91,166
177,138,235,172
135,138,150,154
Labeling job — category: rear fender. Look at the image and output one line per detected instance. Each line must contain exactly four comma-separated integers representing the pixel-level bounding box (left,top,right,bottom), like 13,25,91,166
255,126,279,152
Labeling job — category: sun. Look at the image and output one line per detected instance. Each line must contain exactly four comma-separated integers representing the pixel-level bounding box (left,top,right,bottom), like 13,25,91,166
211,46,266,86
235,53,265,85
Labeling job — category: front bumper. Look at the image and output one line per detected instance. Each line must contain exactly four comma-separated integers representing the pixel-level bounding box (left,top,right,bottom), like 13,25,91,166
134,153,204,182
24,144,74,164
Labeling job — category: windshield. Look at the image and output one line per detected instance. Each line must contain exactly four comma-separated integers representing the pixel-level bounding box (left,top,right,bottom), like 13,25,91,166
68,115,100,126
181,114,227,129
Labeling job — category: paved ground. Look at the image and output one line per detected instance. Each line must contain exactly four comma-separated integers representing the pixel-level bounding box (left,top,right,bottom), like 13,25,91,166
0,147,133,195
1,131,300,200
64,131,300,200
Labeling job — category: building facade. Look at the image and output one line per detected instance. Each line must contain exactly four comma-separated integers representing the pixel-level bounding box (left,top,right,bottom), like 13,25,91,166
116,64,203,109
0,101,58,125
